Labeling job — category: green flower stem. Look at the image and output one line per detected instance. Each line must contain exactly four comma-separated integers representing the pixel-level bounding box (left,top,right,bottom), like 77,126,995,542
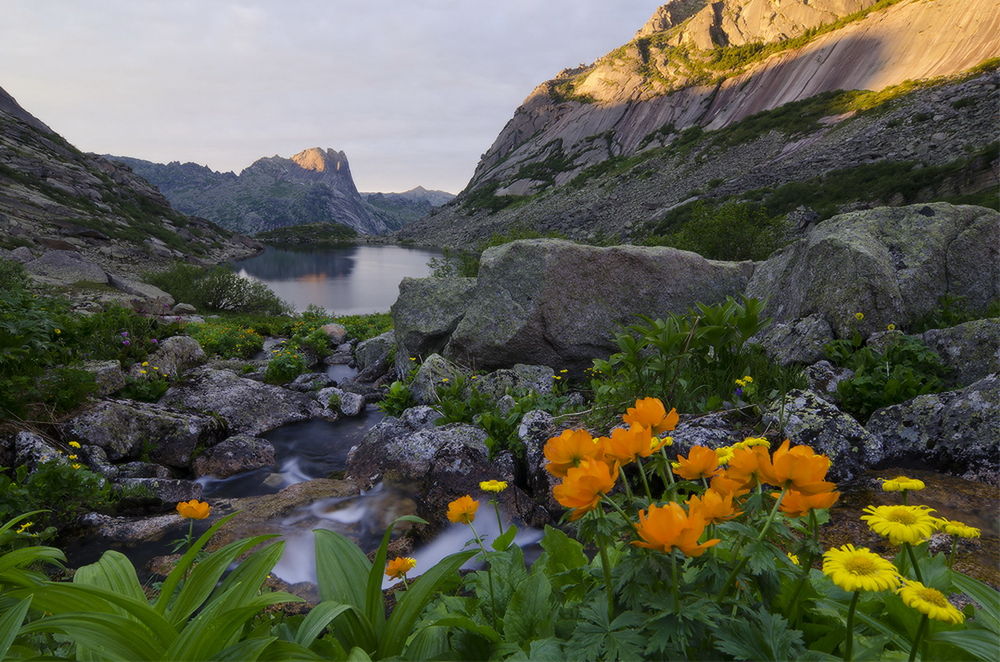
468,522,499,629
637,461,653,501
596,510,616,619
670,551,680,608
618,466,634,501
789,510,821,626
717,488,788,601
947,535,958,570
903,542,924,583
602,494,631,523
907,614,929,662
844,591,860,662
491,498,504,536
659,448,675,486
901,489,909,505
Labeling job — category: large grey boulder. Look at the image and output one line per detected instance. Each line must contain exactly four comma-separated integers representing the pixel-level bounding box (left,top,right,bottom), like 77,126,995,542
14,431,66,469
82,360,127,396
192,435,276,478
762,389,882,483
107,274,175,308
117,478,203,503
746,204,1000,337
355,331,394,372
316,386,365,417
472,364,555,401
444,240,754,373
61,400,224,467
23,250,107,285
410,353,467,405
160,368,322,436
918,318,1000,387
866,374,998,480
749,314,834,366
147,335,207,378
391,277,477,373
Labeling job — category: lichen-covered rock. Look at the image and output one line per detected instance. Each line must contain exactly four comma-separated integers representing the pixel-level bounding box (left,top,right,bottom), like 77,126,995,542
61,400,224,466
472,364,556,401
160,368,321,436
670,412,745,456
316,386,365,417
192,435,276,478
82,360,127,396
320,323,348,344
444,240,754,373
147,335,206,378
118,477,203,503
919,318,1000,387
354,331,395,383
391,277,477,374
79,512,182,544
399,405,441,430
749,314,834,366
288,372,332,392
746,204,1000,337
14,431,65,469
107,274,174,308
805,360,854,403
171,303,197,315
866,374,999,478
115,461,172,479
410,353,467,405
23,249,107,285
762,389,882,482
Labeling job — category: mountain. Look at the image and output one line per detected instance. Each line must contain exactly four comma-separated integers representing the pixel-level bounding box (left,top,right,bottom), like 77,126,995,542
399,0,1000,247
0,86,256,275
363,186,455,226
109,149,439,236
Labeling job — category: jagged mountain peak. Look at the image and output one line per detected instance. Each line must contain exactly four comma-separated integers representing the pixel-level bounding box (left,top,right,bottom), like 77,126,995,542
290,146,348,173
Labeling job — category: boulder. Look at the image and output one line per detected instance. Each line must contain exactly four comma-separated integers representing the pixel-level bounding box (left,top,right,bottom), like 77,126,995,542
669,412,746,455
14,431,66,469
147,335,207,378
171,303,197,315
23,250,107,285
320,323,348,344
390,277,477,373
317,386,365,417
6,246,34,263
288,372,332,392
518,409,559,507
749,315,834,366
399,405,441,430
443,240,754,373
107,274,174,308
804,360,854,403
117,478,203,503
79,512,182,544
410,354,467,405
746,204,1000,337
160,368,321,436
354,330,395,377
61,400,224,467
762,389,882,483
472,364,556,401
115,461,172,479
192,435,276,478
82,360,127,396
918,318,1000,387
866,374,998,478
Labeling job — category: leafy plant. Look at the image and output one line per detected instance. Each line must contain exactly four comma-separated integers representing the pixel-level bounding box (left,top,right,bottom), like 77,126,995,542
378,380,415,416
0,461,112,531
643,201,789,261
263,349,307,384
187,319,264,358
146,263,290,315
909,295,1000,333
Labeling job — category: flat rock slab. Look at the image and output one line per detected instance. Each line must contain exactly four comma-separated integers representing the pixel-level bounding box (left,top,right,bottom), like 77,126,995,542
24,249,107,285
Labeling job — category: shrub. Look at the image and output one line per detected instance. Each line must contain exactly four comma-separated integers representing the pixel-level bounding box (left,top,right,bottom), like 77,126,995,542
335,312,393,342
62,305,179,367
146,263,290,315
643,201,789,261
187,320,264,359
263,349,306,384
378,380,415,416
0,461,111,531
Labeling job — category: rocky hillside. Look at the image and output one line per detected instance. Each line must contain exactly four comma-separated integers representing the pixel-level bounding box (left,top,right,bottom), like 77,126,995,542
400,0,1000,246
363,186,455,226
110,149,437,236
0,86,257,277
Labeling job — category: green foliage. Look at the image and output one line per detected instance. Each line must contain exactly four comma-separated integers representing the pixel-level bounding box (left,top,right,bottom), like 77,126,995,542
334,312,393,342
643,201,789,260
263,348,307,385
63,305,181,366
909,295,1000,334
187,319,265,359
428,248,481,277
378,381,415,416
825,333,947,420
146,263,290,315
0,462,111,531
460,181,530,214
117,369,171,402
255,222,358,248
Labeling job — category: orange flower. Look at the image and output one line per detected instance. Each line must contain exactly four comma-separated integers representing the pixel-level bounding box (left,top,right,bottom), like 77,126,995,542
776,489,841,517
687,488,742,524
446,495,479,524
710,472,752,498
384,556,417,580
623,398,679,434
672,445,722,481
553,458,617,521
601,425,652,465
724,445,769,485
757,440,836,494
632,502,720,557
544,429,604,478
176,500,211,520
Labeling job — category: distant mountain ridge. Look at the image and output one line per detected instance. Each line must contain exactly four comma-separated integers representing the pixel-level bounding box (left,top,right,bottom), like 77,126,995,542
363,186,455,226
109,150,451,236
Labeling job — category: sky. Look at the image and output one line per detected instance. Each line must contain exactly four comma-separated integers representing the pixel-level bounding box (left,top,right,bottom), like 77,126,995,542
0,1,662,193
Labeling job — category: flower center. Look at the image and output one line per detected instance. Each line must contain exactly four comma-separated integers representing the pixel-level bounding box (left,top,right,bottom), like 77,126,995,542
887,508,918,525
917,587,948,607
843,555,879,575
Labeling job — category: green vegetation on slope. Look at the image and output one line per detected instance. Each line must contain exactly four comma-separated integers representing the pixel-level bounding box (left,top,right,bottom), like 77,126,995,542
255,222,358,248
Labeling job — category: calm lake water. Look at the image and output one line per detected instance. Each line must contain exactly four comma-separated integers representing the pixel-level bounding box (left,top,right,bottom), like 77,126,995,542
234,244,441,314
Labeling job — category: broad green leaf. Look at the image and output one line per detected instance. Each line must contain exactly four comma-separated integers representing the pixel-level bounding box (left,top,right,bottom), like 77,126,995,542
20,612,163,661
314,528,370,610
503,571,553,644
402,625,453,661
0,546,65,579
155,512,238,614
378,550,476,658
538,525,587,572
951,572,1000,632
294,601,353,648
422,616,501,643
492,524,518,551
208,540,286,608
929,629,1000,662
345,647,373,662
211,636,278,661
73,550,146,603
364,515,427,630
0,596,31,659
319,602,378,653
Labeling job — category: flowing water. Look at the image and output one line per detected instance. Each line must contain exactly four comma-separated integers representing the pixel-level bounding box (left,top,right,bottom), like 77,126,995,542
233,244,442,314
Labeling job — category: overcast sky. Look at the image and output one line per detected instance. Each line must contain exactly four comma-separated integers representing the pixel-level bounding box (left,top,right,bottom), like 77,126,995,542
0,1,661,193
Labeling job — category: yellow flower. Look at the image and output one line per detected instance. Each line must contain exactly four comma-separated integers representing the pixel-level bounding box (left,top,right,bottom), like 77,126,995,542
68,441,81,449
16,521,33,534
71,463,82,469
742,375,753,383
715,446,735,465
384,556,417,580
854,312,864,321
176,500,211,520
735,379,746,387
822,544,901,592
409,357,416,361
861,504,938,545
787,553,800,565
479,480,508,493
553,375,562,380
886,323,896,331
141,361,149,367
68,454,78,460
937,519,981,539
140,370,148,375
649,435,672,453
881,476,925,492
446,495,478,524
54,328,61,334
898,581,964,624
734,437,770,450
441,378,449,383
152,366,159,371
559,369,568,374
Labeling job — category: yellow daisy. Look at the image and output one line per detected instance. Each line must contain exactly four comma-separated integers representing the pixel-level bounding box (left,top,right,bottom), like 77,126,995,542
861,504,938,545
479,480,508,493
715,446,735,465
734,436,770,450
881,476,925,492
937,519,981,539
898,581,964,624
822,544,901,592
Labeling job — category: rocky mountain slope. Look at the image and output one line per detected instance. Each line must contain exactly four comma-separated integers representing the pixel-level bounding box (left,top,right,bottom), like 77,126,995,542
0,86,257,278
400,0,1000,246
110,150,442,236
363,186,455,226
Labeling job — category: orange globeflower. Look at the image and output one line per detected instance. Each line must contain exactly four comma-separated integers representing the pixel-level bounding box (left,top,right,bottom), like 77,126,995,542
776,489,841,517
384,556,417,580
633,502,720,557
446,495,479,524
724,445,769,485
544,429,604,477
687,488,742,524
553,458,617,521
710,472,752,498
601,425,652,466
673,446,722,481
176,500,211,520
623,398,679,435
758,440,836,494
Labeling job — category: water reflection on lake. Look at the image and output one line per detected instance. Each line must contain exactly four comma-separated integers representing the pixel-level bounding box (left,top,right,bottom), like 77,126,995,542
234,244,441,314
